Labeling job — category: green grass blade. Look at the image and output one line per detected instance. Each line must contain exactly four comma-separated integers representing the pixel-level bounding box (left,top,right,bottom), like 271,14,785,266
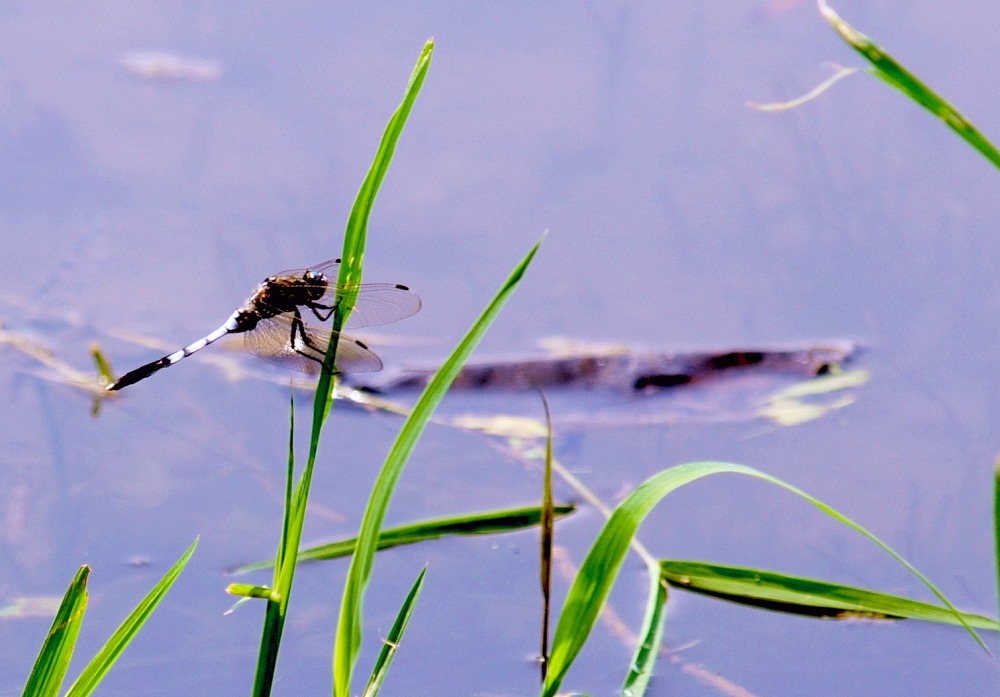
252,392,299,697
254,456,316,696
538,394,555,682
233,504,576,573
65,539,197,697
336,39,434,303
321,38,435,418
541,461,986,697
334,238,543,697
253,42,434,697
661,560,999,628
361,567,427,697
818,0,1000,170
22,566,89,697
621,566,669,696
275,389,296,580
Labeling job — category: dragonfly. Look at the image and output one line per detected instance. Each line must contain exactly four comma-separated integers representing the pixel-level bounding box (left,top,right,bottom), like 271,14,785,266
107,258,420,391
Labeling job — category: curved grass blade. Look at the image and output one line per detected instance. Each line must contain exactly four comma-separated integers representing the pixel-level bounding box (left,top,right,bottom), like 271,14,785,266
22,566,89,697
541,461,986,697
233,504,575,573
818,0,1000,170
661,560,999,628
65,539,197,697
361,567,427,697
334,239,543,697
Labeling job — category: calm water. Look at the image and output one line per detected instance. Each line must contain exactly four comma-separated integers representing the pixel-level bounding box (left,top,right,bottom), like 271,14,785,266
1,2,998,695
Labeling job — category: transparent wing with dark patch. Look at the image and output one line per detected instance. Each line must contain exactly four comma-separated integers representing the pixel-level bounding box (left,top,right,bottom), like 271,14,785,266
244,315,383,373
259,259,421,330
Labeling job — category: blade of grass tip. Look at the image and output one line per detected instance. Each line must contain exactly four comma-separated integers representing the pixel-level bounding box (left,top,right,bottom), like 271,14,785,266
538,392,554,682
313,39,434,442
361,567,427,697
65,539,197,697
22,566,89,697
817,0,1000,170
334,238,542,697
338,38,435,297
541,461,987,697
621,569,669,697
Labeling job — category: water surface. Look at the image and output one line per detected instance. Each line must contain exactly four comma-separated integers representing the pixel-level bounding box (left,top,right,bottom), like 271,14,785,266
1,2,997,695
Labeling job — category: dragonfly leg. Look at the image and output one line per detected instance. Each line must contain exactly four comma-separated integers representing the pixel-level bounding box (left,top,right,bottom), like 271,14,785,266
306,299,336,322
289,311,336,374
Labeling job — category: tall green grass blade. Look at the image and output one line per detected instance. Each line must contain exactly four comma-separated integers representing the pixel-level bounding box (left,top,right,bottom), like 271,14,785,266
818,0,1000,170
277,389,296,575
252,41,434,697
660,560,999,628
22,566,89,697
252,391,300,696
65,539,197,697
538,394,554,682
621,568,669,696
334,239,542,697
541,461,986,697
361,567,427,697
233,504,576,573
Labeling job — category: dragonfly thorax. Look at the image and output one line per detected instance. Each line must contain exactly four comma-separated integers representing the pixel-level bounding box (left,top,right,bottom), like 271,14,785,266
250,271,331,320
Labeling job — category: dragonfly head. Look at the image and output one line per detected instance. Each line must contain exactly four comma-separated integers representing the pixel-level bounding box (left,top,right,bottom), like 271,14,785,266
302,268,328,300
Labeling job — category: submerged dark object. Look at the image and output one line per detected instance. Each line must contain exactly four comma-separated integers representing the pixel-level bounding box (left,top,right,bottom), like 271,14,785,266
361,340,858,394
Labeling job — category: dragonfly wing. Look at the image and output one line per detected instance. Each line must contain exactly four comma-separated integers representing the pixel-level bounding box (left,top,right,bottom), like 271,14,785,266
269,258,341,279
332,283,422,329
259,259,420,330
244,315,383,373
